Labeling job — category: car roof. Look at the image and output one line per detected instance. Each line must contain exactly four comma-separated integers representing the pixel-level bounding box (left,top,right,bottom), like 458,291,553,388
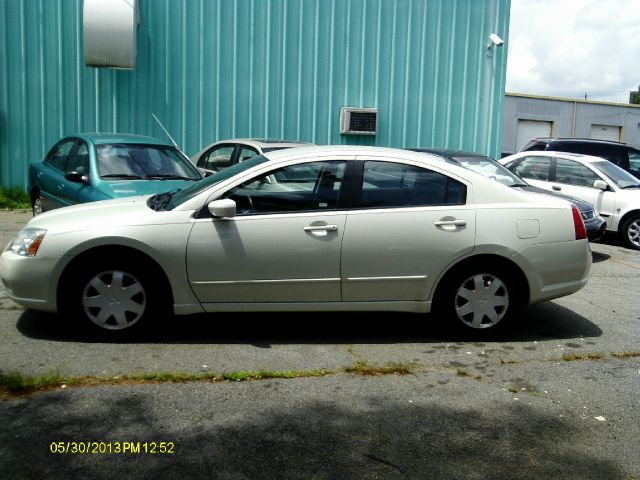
508,150,609,165
261,145,475,170
212,138,313,148
73,133,172,146
528,137,628,147
409,148,494,160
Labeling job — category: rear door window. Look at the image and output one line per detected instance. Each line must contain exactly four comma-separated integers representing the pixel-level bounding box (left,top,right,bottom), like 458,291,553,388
358,161,466,208
512,156,551,181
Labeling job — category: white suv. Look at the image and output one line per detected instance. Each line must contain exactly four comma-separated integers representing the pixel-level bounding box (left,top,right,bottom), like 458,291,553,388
500,151,640,250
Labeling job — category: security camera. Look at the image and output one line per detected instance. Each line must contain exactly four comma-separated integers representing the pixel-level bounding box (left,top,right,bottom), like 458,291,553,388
488,33,504,48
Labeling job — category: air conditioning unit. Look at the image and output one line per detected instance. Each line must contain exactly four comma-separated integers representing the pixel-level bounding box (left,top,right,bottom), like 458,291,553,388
340,107,378,135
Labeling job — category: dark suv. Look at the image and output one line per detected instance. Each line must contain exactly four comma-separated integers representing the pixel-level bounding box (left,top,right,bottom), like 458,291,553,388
520,138,640,179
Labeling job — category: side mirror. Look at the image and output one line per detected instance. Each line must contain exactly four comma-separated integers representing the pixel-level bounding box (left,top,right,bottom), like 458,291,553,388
593,180,608,191
65,171,88,184
208,199,236,218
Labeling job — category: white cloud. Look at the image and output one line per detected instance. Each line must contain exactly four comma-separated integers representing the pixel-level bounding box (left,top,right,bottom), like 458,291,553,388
506,0,640,103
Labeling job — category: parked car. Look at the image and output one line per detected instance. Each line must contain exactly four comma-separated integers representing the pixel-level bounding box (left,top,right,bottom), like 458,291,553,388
1,146,591,338
29,133,203,215
520,137,640,179
500,151,640,250
192,138,314,174
409,148,606,241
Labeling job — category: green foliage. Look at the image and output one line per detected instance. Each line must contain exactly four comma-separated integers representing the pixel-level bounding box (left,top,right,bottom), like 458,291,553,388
630,85,640,105
344,360,418,376
0,371,70,393
0,187,30,209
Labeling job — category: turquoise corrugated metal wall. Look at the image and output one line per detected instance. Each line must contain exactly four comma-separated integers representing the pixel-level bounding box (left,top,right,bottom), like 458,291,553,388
0,0,510,188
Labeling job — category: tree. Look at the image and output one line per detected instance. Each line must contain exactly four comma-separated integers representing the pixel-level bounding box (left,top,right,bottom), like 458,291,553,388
631,85,640,104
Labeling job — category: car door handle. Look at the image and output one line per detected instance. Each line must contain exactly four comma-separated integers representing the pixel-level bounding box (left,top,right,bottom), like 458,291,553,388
433,219,466,227
552,186,561,191
304,224,338,232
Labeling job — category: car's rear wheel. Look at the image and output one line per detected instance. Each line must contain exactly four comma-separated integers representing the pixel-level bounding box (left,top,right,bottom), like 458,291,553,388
63,260,167,338
439,265,518,335
621,214,640,250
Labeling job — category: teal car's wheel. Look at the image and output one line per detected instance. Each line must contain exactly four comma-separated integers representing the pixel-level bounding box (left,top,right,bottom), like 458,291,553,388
32,195,44,216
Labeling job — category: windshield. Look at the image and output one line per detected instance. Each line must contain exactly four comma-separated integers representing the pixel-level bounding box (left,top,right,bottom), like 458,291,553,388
453,156,526,187
96,143,201,180
593,161,640,189
165,155,271,209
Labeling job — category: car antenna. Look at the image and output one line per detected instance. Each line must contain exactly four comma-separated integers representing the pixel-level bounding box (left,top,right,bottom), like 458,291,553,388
152,113,187,155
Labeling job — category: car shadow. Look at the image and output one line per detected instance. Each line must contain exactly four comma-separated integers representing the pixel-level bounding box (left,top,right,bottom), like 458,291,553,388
16,301,602,345
591,251,610,263
596,232,623,248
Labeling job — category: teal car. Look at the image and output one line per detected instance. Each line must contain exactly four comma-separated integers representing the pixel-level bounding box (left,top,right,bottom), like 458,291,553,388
29,133,203,215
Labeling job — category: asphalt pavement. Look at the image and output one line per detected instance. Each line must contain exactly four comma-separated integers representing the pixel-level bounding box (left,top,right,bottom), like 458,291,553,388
1,209,639,479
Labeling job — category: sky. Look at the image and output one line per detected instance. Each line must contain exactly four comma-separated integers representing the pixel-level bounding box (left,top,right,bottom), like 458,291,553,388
506,0,640,104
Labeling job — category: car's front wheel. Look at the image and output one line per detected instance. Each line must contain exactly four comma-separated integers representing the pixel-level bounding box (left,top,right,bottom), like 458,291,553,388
621,214,640,250
63,260,168,338
32,194,44,216
439,265,519,335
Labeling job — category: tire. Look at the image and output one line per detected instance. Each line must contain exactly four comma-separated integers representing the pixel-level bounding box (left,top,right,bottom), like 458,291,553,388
621,214,640,250
32,194,44,216
438,265,519,336
62,259,168,338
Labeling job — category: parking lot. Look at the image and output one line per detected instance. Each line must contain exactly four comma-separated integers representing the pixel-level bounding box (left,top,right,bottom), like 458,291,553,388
1,209,639,479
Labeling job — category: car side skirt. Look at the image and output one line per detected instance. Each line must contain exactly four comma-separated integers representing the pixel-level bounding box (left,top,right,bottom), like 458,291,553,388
195,301,432,314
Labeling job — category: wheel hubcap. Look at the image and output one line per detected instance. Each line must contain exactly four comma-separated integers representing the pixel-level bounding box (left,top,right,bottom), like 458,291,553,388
33,198,43,215
454,274,509,329
627,219,640,247
82,270,146,330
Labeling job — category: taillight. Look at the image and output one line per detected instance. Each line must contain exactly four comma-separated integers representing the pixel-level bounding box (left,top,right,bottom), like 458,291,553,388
571,204,587,240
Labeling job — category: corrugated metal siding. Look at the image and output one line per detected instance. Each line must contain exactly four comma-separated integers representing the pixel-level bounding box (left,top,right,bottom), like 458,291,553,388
502,94,640,154
1,0,509,188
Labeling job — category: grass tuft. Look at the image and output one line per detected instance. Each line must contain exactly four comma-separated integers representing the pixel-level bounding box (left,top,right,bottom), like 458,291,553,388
1,363,411,397
344,360,418,376
611,351,640,359
0,187,30,209
0,372,73,393
562,353,604,362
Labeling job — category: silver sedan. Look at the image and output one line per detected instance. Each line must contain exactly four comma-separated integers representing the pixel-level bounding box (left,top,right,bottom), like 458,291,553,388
1,146,591,338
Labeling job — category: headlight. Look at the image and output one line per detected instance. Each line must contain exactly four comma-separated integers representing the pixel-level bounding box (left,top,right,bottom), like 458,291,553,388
9,228,47,257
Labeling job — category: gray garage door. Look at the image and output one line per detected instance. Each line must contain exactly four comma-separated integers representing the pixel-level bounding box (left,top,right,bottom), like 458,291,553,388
590,124,621,142
516,120,553,151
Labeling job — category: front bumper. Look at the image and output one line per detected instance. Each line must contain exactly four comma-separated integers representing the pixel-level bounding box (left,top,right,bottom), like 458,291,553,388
0,250,60,312
585,216,606,242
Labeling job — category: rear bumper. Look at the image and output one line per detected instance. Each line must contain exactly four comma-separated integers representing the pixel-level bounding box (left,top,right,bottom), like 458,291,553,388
514,239,592,304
